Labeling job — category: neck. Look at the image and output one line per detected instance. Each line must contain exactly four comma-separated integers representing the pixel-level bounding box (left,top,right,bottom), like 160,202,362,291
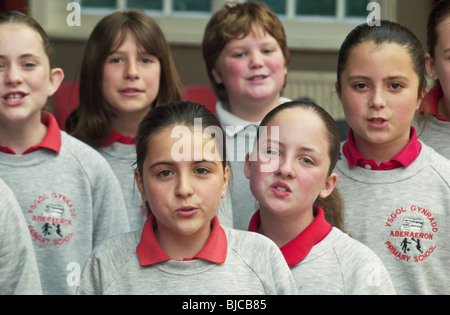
0,113,47,155
438,97,450,121
227,95,281,122
258,207,314,248
353,130,411,165
109,109,150,137
155,222,212,261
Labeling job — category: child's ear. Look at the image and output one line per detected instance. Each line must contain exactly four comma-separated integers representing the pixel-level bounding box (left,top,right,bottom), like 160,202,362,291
319,173,338,199
221,165,231,199
211,68,223,84
47,68,64,97
244,152,252,180
134,169,148,203
425,53,438,80
335,82,342,100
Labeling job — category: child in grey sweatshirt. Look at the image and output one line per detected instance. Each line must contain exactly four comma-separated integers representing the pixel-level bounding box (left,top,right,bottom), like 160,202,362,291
0,178,42,295
77,102,297,295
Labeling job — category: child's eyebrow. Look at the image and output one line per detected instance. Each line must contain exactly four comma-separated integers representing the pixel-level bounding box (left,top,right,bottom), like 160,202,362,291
347,75,410,82
265,138,320,154
0,53,40,60
149,161,175,170
346,75,371,82
149,160,220,169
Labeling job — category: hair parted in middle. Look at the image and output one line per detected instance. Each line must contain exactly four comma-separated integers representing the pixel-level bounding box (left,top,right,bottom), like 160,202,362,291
66,10,182,147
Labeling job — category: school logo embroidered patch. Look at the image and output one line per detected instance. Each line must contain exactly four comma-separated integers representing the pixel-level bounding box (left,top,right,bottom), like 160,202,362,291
26,193,76,246
384,205,437,263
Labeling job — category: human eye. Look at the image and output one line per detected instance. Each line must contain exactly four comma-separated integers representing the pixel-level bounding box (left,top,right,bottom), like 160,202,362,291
108,56,122,64
23,62,37,70
263,147,280,159
141,57,153,64
389,82,404,91
267,149,279,156
231,50,246,58
299,157,314,165
194,167,211,176
156,169,174,178
141,54,157,64
352,82,368,90
262,45,278,54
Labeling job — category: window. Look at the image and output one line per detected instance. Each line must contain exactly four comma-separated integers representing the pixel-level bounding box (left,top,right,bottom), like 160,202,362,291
30,0,396,50
255,0,373,20
80,0,210,13
80,0,370,18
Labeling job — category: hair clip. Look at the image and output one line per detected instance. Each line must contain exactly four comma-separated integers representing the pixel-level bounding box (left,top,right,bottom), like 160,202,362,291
225,1,238,8
8,11,26,15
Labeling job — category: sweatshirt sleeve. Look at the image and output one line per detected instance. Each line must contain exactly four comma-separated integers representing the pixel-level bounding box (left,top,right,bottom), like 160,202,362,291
86,150,131,248
0,180,42,295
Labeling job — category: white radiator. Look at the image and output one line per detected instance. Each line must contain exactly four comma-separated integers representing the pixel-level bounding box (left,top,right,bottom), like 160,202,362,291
284,71,346,120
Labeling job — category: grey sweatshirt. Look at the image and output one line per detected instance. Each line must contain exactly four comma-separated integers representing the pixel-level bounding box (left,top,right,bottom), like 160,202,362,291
77,226,298,295
0,132,130,295
0,178,42,295
292,228,396,295
335,142,450,294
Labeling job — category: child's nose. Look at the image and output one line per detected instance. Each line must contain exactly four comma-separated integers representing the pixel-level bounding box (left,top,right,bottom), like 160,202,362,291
175,175,194,198
5,65,23,86
249,52,264,68
275,157,295,179
369,87,387,109
124,61,140,80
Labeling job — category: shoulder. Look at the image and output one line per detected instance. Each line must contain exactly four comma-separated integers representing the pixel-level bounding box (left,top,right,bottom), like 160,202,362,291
0,179,23,223
60,132,110,164
78,230,141,294
86,230,141,270
326,228,381,261
60,132,118,177
0,179,16,209
420,143,450,185
223,227,298,294
325,229,396,294
224,227,283,262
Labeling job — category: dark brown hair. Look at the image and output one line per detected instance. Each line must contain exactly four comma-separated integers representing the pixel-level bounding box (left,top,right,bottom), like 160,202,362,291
427,0,450,57
336,20,428,134
336,20,427,98
66,10,182,147
256,100,344,230
202,2,290,103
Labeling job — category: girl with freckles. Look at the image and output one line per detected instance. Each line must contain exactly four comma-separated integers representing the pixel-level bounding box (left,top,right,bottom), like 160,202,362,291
245,100,395,295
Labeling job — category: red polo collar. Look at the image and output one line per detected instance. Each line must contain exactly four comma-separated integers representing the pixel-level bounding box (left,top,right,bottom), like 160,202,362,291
136,214,227,266
420,84,450,122
0,111,61,155
101,129,136,147
248,207,331,267
342,127,421,170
